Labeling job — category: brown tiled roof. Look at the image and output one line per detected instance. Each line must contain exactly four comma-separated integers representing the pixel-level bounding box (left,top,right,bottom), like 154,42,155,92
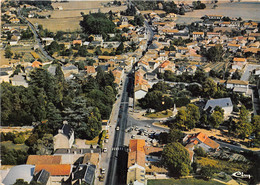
72,40,82,45
128,151,145,168
143,146,163,155
85,66,96,74
227,80,249,85
34,164,71,176
193,32,204,35
129,139,145,152
203,137,220,149
233,58,246,62
32,61,42,68
27,155,61,165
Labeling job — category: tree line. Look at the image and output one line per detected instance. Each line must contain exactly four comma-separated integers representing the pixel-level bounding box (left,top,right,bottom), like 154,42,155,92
1,65,117,140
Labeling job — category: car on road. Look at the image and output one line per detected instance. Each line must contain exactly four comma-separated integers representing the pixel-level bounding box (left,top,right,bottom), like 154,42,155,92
101,168,106,174
131,135,136,139
116,126,120,131
98,175,104,182
103,148,107,153
104,139,108,143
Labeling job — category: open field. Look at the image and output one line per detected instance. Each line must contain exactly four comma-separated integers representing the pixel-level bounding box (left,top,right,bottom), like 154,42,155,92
29,17,82,32
147,178,225,185
29,1,126,32
176,2,260,24
0,50,16,66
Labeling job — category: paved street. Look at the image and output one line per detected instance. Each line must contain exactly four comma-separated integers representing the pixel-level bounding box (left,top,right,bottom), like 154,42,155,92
105,74,131,185
17,8,54,61
240,64,260,81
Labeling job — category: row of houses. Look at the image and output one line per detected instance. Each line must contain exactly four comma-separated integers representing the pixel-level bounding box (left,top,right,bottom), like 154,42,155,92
2,121,101,185
126,133,220,185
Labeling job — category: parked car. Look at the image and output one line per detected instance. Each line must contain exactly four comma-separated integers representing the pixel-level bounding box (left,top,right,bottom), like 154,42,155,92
103,148,107,153
116,126,120,131
101,168,106,174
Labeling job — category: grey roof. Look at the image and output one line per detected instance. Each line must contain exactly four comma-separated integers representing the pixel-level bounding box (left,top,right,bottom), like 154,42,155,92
72,164,96,184
148,43,158,50
47,65,57,76
3,165,35,185
204,98,233,111
61,123,73,139
62,65,78,71
54,148,101,155
34,169,50,185
12,74,25,81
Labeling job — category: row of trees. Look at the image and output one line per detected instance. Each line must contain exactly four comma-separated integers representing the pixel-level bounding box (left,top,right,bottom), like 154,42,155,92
1,65,117,140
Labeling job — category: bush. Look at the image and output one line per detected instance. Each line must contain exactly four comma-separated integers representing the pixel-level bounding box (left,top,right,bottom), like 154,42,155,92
194,146,207,157
200,165,214,180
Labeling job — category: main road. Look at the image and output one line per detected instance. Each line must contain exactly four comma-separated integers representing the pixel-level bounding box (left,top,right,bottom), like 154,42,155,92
17,8,54,61
105,74,132,185
105,2,155,184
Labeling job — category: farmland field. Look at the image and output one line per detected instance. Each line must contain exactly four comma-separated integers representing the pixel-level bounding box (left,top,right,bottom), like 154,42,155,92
29,1,126,32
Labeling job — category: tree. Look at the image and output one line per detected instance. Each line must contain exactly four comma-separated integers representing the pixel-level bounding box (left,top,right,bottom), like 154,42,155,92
194,146,206,157
161,142,190,177
237,105,252,139
14,179,29,185
202,78,217,98
134,14,144,26
167,129,184,143
209,110,224,129
252,115,260,133
5,45,13,58
186,104,200,130
32,133,54,155
116,42,124,55
80,13,115,34
206,45,224,62
200,166,214,180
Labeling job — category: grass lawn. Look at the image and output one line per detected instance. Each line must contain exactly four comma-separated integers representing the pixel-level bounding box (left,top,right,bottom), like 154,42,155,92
85,136,99,145
146,110,173,118
147,178,225,185
1,141,29,151
197,157,252,174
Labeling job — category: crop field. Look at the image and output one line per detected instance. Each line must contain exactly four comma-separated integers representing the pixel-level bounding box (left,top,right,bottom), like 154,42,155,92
29,1,126,32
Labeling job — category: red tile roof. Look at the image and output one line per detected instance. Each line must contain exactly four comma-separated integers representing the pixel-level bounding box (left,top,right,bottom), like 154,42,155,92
143,146,163,155
27,155,61,165
34,164,71,176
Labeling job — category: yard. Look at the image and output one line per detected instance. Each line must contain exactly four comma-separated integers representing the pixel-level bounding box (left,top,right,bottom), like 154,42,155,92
147,178,225,185
146,110,173,119
197,157,252,174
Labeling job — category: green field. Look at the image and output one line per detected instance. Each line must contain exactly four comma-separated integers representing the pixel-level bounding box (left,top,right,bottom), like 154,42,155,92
1,141,29,151
147,178,225,185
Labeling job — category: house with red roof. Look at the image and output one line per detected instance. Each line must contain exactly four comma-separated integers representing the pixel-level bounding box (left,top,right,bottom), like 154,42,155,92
183,132,220,153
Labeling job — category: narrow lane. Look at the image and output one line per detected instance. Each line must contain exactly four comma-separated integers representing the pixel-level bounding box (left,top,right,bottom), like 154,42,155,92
17,8,54,61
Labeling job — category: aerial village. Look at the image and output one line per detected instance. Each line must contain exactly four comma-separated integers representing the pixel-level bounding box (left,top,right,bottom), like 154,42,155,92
0,0,260,185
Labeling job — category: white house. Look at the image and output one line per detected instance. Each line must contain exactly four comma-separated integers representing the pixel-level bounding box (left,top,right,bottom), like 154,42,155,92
53,121,74,151
204,97,233,115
